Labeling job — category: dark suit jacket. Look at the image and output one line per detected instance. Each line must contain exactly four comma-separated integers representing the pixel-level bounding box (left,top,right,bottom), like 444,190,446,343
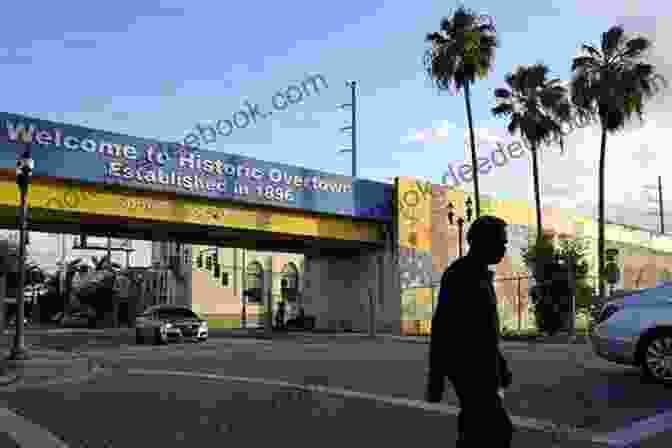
426,256,511,400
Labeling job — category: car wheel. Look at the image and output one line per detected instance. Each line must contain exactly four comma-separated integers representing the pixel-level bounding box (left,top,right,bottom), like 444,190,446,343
153,326,168,345
136,330,144,345
641,330,672,384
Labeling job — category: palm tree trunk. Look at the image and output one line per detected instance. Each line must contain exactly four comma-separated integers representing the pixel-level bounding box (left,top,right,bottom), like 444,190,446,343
464,81,481,218
531,144,543,241
598,127,607,300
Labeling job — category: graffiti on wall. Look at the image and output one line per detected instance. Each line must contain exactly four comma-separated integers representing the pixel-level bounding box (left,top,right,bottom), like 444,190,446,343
396,177,435,326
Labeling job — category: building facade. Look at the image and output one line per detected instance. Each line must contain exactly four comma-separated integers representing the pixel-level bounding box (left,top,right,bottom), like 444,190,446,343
396,180,672,336
147,242,304,325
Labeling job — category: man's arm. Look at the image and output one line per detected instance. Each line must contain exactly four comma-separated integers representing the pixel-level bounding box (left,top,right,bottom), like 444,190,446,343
425,269,454,402
499,351,512,389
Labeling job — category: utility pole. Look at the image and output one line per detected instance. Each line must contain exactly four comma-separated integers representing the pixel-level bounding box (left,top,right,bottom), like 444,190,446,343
338,80,357,178
644,177,666,234
659,175,664,234
125,239,131,268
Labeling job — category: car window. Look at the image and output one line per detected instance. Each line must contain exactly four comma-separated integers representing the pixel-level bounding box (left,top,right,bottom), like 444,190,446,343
623,284,672,305
157,308,198,319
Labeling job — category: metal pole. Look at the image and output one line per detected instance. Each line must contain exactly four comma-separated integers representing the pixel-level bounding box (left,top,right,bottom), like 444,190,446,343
568,257,576,340
107,235,112,264
659,175,664,234
458,219,464,257
265,288,273,337
241,249,246,329
10,188,29,360
368,287,376,338
517,276,522,332
351,81,357,178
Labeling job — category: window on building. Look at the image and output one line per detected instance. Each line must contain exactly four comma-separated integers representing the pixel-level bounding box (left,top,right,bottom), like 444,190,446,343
222,272,229,287
244,262,263,303
281,262,299,302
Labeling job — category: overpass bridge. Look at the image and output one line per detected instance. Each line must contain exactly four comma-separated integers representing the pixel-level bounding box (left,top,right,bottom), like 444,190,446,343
0,112,402,333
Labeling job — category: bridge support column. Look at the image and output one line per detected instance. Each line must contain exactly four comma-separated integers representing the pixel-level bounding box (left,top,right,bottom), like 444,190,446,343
303,245,399,334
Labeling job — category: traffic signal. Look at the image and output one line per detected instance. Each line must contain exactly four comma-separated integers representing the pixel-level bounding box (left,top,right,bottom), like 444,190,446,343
197,254,203,268
206,256,212,270
213,263,220,278
212,251,218,265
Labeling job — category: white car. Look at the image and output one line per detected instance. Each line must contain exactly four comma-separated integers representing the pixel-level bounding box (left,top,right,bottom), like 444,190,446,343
590,282,672,384
135,305,208,345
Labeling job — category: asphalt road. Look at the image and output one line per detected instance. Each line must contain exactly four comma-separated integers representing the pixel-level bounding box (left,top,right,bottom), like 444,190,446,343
2,332,672,447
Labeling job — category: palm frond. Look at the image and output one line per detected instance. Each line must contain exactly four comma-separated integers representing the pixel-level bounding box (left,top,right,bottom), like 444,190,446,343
493,63,572,151
494,88,511,99
623,37,651,58
507,117,520,136
602,26,625,57
571,56,599,72
424,6,498,92
581,44,602,59
491,103,513,117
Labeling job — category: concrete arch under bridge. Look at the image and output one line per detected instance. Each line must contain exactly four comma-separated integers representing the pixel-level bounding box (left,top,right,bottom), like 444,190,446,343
0,112,401,333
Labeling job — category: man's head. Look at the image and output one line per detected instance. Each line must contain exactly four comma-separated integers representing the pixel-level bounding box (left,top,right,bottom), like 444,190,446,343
466,215,508,265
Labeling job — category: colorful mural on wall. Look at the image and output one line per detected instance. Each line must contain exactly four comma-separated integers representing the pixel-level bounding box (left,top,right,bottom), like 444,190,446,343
396,177,434,335
397,176,672,336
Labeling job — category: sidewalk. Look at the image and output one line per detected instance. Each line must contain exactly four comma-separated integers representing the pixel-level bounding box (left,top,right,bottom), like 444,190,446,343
0,346,101,447
212,328,591,347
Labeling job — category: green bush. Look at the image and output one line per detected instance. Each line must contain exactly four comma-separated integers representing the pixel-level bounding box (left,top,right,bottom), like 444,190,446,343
530,289,564,335
522,233,592,336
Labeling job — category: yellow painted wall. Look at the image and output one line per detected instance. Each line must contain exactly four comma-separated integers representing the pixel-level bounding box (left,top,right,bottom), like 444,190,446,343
0,178,383,243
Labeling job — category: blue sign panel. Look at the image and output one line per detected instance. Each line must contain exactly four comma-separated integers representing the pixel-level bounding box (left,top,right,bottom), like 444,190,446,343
0,112,393,222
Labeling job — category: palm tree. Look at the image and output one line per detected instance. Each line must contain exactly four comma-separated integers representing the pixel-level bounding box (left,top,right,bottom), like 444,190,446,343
424,5,498,217
492,63,572,240
571,26,667,299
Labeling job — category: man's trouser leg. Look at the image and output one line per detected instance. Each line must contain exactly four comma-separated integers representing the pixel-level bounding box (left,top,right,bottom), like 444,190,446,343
451,378,513,447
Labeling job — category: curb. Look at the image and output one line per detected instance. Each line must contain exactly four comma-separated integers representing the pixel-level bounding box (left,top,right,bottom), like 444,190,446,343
0,407,69,448
0,348,101,392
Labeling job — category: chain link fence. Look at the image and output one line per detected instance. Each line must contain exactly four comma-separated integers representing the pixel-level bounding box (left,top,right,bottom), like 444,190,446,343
400,274,536,336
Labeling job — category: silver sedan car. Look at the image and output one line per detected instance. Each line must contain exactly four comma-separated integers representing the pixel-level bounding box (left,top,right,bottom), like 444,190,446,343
591,282,672,384
135,305,208,345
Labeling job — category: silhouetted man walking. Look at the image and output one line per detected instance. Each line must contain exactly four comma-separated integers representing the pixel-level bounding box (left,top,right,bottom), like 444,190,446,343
425,215,514,447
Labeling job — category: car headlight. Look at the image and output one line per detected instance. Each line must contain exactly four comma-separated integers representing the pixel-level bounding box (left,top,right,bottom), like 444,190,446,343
164,322,173,329
199,321,208,329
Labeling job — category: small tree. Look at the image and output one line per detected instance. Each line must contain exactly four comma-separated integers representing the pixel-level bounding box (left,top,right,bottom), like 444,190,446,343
522,233,592,335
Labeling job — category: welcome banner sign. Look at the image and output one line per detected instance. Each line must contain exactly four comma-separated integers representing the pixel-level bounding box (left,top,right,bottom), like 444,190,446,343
0,112,393,222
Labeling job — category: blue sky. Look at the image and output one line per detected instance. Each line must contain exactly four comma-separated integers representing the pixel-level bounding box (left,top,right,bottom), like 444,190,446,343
1,0,670,231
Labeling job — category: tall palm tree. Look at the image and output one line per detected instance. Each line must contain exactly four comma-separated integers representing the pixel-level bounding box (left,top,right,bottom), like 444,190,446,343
571,25,667,299
424,5,498,217
492,63,572,240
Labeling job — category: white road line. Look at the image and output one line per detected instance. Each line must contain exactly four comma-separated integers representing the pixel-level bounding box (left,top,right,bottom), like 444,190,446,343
0,367,107,393
0,407,68,447
123,368,602,444
592,410,672,447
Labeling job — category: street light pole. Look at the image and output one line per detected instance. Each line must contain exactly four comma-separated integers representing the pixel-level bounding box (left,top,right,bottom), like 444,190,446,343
447,197,473,258
457,217,464,257
10,146,34,360
241,249,247,329
659,175,665,234
350,80,357,179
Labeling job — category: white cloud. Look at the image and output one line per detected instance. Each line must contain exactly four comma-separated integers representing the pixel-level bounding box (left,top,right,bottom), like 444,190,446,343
400,120,456,144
